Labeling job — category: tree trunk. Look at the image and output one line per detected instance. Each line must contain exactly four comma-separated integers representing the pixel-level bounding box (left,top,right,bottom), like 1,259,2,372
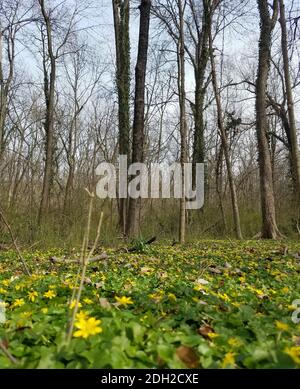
64,160,75,212
208,4,242,240
0,23,14,163
216,142,227,232
126,0,151,237
38,0,56,225
255,0,281,239
192,1,210,191
178,0,187,244
0,26,3,160
0,25,7,163
279,0,300,211
112,0,131,235
64,79,78,214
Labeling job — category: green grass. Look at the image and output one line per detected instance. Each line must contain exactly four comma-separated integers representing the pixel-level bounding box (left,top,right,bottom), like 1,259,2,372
0,240,300,368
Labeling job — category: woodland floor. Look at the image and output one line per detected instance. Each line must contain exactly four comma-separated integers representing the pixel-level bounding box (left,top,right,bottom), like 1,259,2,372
0,240,300,368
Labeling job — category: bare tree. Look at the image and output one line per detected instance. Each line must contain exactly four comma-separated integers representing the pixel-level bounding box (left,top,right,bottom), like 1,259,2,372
255,0,281,239
126,0,151,237
37,0,57,223
177,0,188,243
62,44,102,213
187,0,211,189
0,0,35,162
278,0,300,213
208,0,242,239
37,0,82,224
112,0,131,234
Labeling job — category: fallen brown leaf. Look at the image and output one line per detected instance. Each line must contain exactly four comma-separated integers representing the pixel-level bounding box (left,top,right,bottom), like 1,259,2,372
176,346,199,368
99,297,111,309
198,324,214,338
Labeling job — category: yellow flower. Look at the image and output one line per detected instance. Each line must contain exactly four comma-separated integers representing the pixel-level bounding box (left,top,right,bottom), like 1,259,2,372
231,301,241,308
168,293,176,301
83,298,93,305
1,279,10,286
76,311,89,321
0,287,7,294
276,321,289,331
217,292,230,302
281,287,289,294
43,290,56,299
15,283,25,291
221,352,235,368
30,274,40,281
207,332,219,340
115,296,133,306
247,285,260,295
148,291,164,302
27,290,38,302
73,317,102,339
228,337,242,347
41,308,48,314
12,298,25,308
69,300,82,309
194,284,207,291
140,314,148,322
268,289,277,295
21,311,33,318
284,346,300,365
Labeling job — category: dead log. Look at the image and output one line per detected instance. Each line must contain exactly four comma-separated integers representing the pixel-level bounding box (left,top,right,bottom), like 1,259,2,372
49,252,108,264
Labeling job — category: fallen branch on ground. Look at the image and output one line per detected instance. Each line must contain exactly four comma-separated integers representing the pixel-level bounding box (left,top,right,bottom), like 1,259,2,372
49,252,108,264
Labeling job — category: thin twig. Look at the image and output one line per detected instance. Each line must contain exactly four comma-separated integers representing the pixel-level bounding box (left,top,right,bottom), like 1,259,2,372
68,189,94,308
0,341,19,365
66,190,104,344
0,207,31,276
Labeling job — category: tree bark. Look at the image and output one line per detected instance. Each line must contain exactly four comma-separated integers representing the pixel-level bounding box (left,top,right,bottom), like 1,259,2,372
0,25,6,161
0,23,15,162
112,0,131,235
208,15,242,240
38,0,56,225
178,0,187,244
191,0,210,191
216,142,227,232
126,0,151,237
279,0,300,211
255,0,281,239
